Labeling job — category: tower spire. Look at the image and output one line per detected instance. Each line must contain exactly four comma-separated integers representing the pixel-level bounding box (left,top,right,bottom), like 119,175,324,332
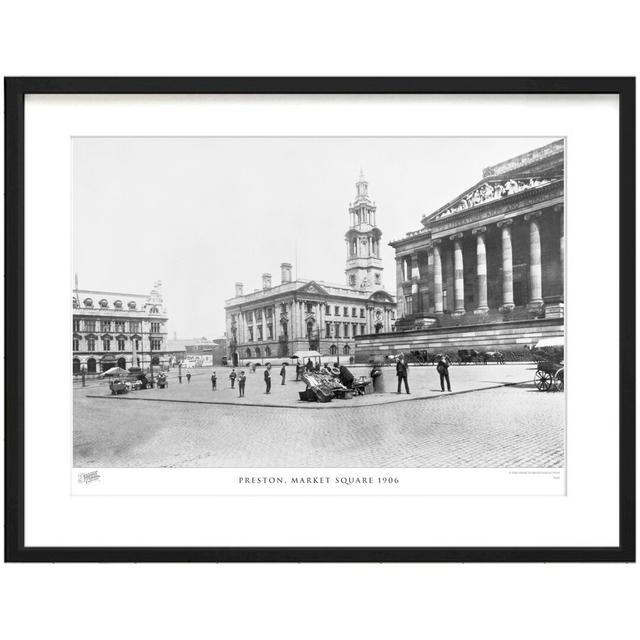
345,172,384,290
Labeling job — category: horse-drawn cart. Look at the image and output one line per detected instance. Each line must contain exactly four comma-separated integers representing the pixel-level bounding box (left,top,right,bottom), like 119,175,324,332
532,337,564,392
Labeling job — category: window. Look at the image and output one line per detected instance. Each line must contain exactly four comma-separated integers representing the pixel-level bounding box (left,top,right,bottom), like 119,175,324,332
99,299,109,308
257,326,263,341
87,358,96,373
83,298,93,308
101,320,111,332
306,302,313,313
255,310,262,321
349,274,356,286
151,338,162,350
268,324,273,339
87,339,96,351
102,339,110,351
325,322,331,338
73,338,80,351
117,339,126,351
360,308,365,318
360,325,365,335
343,344,351,355
352,307,357,317
151,322,160,333
130,321,140,333
265,346,271,357
375,273,381,284
115,321,125,332
330,344,337,356
85,320,96,332
246,348,252,358
343,307,348,316
248,327,254,342
73,319,80,331
335,306,340,316
335,324,340,338
325,305,331,315
405,295,413,315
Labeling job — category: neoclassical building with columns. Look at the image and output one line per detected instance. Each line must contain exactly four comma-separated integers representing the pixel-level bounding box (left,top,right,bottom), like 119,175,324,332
357,139,564,360
224,173,396,366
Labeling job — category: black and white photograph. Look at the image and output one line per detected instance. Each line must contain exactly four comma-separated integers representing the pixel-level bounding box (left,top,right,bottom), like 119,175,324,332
72,136,565,475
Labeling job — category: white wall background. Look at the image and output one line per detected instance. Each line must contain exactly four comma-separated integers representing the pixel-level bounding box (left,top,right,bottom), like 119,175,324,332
1,2,638,639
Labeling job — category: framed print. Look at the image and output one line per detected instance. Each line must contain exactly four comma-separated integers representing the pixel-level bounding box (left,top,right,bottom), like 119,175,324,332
4,77,635,562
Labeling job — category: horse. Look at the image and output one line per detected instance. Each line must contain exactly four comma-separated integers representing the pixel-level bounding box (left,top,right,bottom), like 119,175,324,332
482,351,505,364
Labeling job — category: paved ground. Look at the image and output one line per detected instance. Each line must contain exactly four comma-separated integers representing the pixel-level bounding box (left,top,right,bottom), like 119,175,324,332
74,364,565,468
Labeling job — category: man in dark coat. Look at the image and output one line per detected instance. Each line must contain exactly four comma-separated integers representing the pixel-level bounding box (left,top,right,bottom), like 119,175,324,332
211,371,217,390
437,356,452,392
280,363,286,385
306,358,314,372
264,363,272,394
396,355,410,394
229,368,237,389
337,363,354,388
238,370,246,397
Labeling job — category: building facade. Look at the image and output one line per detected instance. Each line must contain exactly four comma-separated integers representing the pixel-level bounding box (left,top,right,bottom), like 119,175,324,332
224,174,396,366
357,140,565,361
72,282,169,374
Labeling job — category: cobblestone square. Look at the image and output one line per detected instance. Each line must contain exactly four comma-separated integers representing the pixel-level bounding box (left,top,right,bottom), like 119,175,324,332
74,364,565,468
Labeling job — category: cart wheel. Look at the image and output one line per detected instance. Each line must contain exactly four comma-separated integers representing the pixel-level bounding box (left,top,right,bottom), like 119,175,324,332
534,369,552,391
554,368,564,392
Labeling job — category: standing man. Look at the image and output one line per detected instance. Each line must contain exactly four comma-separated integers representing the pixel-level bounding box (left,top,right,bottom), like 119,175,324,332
264,362,272,394
238,370,246,397
178,363,183,384
186,371,192,384
229,368,237,389
396,354,410,394
306,358,313,373
211,370,217,391
280,363,287,385
437,356,452,392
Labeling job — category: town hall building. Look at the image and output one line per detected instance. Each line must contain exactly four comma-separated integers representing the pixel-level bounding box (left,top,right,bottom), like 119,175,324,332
224,173,396,366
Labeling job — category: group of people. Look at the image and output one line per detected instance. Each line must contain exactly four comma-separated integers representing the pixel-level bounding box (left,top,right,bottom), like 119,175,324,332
205,354,453,400
385,354,452,394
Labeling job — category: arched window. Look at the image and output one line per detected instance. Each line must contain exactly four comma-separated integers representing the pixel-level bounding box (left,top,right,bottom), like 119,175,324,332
87,358,96,373
113,300,123,309
265,346,271,357
343,344,351,355
329,344,337,356
255,347,261,359
128,301,137,310
349,274,356,286
83,297,93,308
73,358,81,374
99,299,109,308
246,348,252,358
117,357,127,370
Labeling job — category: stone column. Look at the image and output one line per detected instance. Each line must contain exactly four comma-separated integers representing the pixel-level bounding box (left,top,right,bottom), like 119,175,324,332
395,258,405,318
432,241,444,314
525,212,543,306
450,233,465,314
498,220,515,311
473,227,489,313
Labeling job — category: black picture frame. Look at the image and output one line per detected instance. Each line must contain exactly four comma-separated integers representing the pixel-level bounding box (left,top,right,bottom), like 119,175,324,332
4,77,635,563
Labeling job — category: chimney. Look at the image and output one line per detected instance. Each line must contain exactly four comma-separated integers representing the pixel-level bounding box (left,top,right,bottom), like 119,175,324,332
235,282,244,297
280,262,292,284
262,273,272,289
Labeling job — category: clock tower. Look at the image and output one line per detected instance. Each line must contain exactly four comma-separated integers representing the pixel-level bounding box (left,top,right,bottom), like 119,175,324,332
345,170,384,290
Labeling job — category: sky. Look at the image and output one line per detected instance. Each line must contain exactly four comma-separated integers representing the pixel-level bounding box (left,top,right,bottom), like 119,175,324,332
73,136,559,338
